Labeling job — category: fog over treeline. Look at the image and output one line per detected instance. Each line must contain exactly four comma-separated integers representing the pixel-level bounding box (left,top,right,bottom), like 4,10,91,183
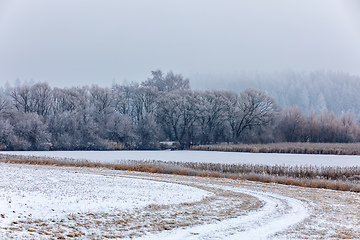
1,70,360,151
191,70,360,116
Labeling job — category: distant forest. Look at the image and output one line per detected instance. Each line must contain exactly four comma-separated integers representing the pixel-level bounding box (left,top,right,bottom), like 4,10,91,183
1,70,360,150
191,70,360,116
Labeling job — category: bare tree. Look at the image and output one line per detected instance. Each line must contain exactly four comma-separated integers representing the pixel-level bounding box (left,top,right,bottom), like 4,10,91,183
31,82,52,117
111,83,139,117
177,90,200,146
305,110,322,142
226,89,279,142
131,86,158,123
89,85,113,117
10,112,50,150
197,91,227,144
141,69,164,91
163,71,190,92
0,91,9,113
10,84,34,113
107,113,134,146
0,117,14,150
338,111,358,142
222,91,239,142
52,87,84,114
277,106,307,142
89,85,114,138
156,91,182,141
135,113,159,149
141,70,190,92
319,110,340,142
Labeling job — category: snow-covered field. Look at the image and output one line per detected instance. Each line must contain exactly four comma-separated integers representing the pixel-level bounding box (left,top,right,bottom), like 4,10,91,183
1,162,360,239
0,163,209,222
0,164,212,239
3,150,360,167
1,151,360,239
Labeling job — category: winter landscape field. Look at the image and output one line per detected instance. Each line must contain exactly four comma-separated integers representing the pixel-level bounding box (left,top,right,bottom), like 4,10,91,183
2,0,360,238
1,151,360,239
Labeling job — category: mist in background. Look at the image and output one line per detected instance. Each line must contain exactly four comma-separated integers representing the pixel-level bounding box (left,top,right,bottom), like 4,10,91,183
0,0,359,88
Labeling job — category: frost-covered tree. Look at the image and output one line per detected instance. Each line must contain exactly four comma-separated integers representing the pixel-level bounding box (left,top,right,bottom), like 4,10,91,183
225,88,279,142
0,117,15,150
107,113,134,147
155,90,200,146
52,87,83,114
305,110,322,142
197,91,228,144
31,82,52,117
10,84,34,113
277,107,307,142
319,110,340,143
156,91,183,141
10,112,50,150
89,85,114,138
131,86,158,123
111,84,137,116
141,70,189,92
2,70,360,150
135,113,159,149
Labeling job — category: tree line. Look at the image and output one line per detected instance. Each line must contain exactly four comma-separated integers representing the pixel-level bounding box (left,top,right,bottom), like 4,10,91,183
0,70,359,150
192,70,360,116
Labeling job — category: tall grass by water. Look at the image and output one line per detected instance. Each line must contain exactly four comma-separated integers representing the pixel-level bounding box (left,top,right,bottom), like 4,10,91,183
190,142,360,155
1,153,360,192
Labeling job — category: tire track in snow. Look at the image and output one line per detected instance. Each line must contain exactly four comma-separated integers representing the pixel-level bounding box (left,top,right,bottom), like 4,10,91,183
138,184,308,240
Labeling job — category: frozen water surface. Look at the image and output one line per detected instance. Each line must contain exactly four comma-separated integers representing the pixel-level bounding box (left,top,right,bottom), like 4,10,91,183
2,150,360,167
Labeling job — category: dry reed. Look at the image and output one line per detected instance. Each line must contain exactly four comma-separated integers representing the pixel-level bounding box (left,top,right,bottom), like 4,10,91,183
1,153,360,193
190,142,360,156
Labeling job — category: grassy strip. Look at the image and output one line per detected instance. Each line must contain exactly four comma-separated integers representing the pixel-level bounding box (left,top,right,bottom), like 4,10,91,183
1,154,360,192
190,142,360,155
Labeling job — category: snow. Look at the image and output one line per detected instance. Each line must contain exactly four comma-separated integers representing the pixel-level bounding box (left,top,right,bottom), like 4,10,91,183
0,163,211,230
1,150,360,239
1,163,309,239
138,185,308,240
3,150,360,167
1,163,359,239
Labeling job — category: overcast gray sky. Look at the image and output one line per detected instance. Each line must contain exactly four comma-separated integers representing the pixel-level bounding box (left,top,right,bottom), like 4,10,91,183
0,0,359,88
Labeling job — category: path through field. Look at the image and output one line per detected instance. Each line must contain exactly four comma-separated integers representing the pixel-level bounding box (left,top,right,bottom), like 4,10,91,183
1,163,360,239
140,184,308,239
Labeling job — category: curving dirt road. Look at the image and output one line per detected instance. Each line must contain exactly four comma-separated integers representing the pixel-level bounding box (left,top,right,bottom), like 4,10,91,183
118,171,360,240
139,184,308,239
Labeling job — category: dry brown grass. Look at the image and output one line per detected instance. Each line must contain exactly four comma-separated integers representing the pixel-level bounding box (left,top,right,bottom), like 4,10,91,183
190,142,360,155
1,153,360,193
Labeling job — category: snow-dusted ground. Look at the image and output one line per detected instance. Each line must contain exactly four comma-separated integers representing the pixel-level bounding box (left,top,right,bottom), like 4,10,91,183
1,150,360,239
2,150,360,167
139,185,308,240
0,164,211,239
1,163,360,239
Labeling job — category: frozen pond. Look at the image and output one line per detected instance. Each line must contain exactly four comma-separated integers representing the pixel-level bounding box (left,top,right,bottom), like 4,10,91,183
2,150,360,167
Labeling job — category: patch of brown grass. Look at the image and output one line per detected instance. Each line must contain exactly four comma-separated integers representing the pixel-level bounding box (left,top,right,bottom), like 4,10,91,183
190,142,360,156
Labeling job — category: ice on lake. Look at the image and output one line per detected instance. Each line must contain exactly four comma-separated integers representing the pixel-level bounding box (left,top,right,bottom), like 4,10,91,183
2,150,360,167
